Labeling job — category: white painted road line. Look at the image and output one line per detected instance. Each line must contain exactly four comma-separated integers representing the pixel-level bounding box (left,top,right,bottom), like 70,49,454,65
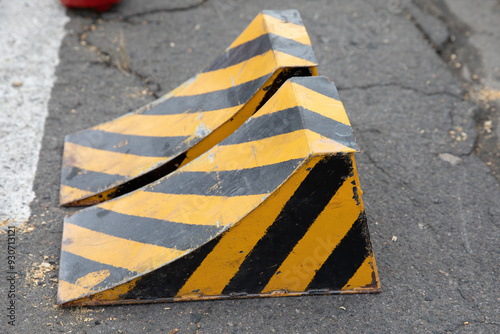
0,0,69,227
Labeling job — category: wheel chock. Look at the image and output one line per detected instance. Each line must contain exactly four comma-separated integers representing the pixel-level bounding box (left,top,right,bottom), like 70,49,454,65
57,76,380,306
60,9,318,206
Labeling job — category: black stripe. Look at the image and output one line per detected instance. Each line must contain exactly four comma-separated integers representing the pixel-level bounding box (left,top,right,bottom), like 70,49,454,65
291,76,341,101
60,71,314,205
66,208,223,251
121,235,221,300
65,130,189,158
269,33,317,64
142,75,270,116
222,154,354,295
220,106,358,151
59,250,136,287
301,108,359,151
263,9,305,26
220,107,304,146
203,34,316,73
307,212,372,290
61,166,126,192
61,153,187,205
148,159,303,196
203,34,270,73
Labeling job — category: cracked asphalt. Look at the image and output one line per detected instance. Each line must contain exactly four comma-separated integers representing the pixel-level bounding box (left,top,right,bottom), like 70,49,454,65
1,0,499,333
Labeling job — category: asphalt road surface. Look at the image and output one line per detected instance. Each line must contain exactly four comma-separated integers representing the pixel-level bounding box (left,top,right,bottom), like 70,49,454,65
1,0,499,333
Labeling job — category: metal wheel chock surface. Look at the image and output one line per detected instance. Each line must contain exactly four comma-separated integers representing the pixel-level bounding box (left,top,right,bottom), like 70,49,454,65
60,9,318,206
57,76,380,306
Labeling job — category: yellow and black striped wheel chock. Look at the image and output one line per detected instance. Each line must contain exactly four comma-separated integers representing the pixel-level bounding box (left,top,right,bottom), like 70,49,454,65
57,76,381,306
59,9,318,206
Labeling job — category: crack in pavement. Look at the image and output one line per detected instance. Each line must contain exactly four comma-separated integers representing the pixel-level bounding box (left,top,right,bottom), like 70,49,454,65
355,130,430,209
361,149,393,180
409,0,500,183
77,17,162,99
405,5,451,53
342,82,479,157
446,281,500,331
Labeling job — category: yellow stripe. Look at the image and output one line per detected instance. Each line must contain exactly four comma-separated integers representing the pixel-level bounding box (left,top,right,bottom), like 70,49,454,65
62,223,185,273
63,142,166,177
80,279,139,305
249,79,299,114
262,14,312,45
58,280,92,304
60,185,94,203
177,69,298,169
231,13,312,49
253,81,350,126
180,130,313,172
272,50,317,70
177,50,316,97
75,270,111,289
176,157,319,297
181,129,355,173
61,185,126,207
262,175,361,293
93,105,242,137
176,50,277,97
342,254,378,291
98,191,267,227
306,130,357,155
291,82,351,126
59,276,139,305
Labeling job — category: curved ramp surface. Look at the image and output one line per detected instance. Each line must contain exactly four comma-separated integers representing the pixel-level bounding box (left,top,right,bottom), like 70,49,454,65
57,76,380,306
60,9,317,206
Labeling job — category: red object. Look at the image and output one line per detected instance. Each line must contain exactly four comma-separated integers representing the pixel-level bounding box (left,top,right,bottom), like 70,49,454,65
60,0,122,12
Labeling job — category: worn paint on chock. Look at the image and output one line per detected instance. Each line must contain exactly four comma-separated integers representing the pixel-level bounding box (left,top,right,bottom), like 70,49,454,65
60,9,318,206
57,76,380,306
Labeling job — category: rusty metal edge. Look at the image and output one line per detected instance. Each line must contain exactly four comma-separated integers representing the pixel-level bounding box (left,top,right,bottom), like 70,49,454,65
60,286,381,307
